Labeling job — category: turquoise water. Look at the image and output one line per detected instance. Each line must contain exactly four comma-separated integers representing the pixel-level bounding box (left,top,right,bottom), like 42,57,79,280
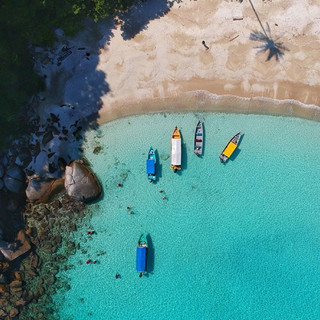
54,113,320,320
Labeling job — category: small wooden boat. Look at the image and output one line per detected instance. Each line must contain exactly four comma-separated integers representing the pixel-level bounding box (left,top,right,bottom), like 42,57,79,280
146,147,156,182
170,126,181,172
219,132,242,163
194,120,203,156
136,232,148,275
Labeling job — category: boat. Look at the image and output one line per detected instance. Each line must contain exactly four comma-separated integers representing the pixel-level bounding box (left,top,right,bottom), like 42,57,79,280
136,232,148,275
194,120,203,156
170,126,181,172
219,132,242,163
146,147,156,182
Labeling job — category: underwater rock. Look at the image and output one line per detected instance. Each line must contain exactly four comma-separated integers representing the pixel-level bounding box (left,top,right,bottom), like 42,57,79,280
93,146,102,154
9,307,19,318
0,230,31,261
26,178,65,203
64,160,101,202
9,280,22,288
161,154,170,161
0,308,7,317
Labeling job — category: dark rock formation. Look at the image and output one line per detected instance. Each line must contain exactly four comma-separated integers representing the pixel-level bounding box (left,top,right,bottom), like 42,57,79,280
26,178,65,203
0,230,31,261
3,165,26,194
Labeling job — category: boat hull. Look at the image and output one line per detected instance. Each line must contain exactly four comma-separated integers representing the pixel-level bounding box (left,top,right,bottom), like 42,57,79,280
219,132,242,163
171,127,181,171
194,120,203,156
136,233,148,273
146,147,156,182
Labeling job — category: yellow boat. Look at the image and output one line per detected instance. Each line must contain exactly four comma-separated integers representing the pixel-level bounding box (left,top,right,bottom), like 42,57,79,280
219,132,242,163
170,126,181,172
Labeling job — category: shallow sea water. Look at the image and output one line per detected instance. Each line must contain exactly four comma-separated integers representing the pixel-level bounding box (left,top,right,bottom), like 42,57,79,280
54,112,320,320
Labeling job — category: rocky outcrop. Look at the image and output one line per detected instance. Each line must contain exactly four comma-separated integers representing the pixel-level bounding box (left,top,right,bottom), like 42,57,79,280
3,165,26,194
64,160,101,202
26,177,65,203
0,230,31,261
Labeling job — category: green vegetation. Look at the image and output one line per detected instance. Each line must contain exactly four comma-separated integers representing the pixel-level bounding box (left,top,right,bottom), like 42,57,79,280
0,0,131,148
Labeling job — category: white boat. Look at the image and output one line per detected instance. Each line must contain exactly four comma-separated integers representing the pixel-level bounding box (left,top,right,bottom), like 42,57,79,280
170,127,181,172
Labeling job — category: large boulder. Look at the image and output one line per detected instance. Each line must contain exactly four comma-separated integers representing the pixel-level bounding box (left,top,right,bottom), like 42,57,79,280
26,177,65,203
3,165,25,193
64,160,101,202
0,230,31,261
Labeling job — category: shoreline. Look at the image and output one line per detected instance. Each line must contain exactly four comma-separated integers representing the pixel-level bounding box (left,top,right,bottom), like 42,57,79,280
98,91,320,124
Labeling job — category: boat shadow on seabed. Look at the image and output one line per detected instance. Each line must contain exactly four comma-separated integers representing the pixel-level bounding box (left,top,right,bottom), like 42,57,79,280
146,233,154,276
229,133,244,162
154,149,162,183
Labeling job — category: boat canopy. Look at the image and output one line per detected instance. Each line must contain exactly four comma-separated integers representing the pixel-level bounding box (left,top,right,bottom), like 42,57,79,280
223,142,237,157
136,246,147,272
146,159,155,174
171,139,181,165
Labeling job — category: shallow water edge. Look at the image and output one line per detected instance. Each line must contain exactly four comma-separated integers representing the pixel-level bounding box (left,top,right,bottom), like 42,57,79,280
99,91,320,124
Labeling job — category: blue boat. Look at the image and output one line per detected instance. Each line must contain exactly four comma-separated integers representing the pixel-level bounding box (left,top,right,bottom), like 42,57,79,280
136,233,148,276
146,147,156,182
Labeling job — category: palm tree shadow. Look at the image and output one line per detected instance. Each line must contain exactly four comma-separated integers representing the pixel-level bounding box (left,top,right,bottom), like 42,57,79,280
250,29,289,61
248,0,289,61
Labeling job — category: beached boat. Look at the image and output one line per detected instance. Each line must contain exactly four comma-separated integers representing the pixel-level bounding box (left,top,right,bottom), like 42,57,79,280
146,147,156,182
194,120,203,156
219,132,242,163
136,232,148,275
170,126,181,172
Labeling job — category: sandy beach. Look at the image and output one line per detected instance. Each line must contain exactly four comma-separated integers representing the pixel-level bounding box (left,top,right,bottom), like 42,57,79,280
27,0,320,177
92,0,320,122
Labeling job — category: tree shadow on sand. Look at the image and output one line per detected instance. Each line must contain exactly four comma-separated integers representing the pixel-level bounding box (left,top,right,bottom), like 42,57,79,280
118,0,179,40
250,24,289,61
248,0,289,61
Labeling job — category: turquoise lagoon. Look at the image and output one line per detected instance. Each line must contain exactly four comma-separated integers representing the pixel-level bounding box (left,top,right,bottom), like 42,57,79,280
54,112,320,320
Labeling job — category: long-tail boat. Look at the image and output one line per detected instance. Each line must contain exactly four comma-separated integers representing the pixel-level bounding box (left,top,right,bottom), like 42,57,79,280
136,232,148,276
194,120,203,156
170,126,181,172
219,132,242,163
146,147,156,182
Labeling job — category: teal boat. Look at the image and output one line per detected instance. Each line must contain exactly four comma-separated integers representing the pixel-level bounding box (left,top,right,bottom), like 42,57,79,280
146,147,156,182
136,232,148,276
